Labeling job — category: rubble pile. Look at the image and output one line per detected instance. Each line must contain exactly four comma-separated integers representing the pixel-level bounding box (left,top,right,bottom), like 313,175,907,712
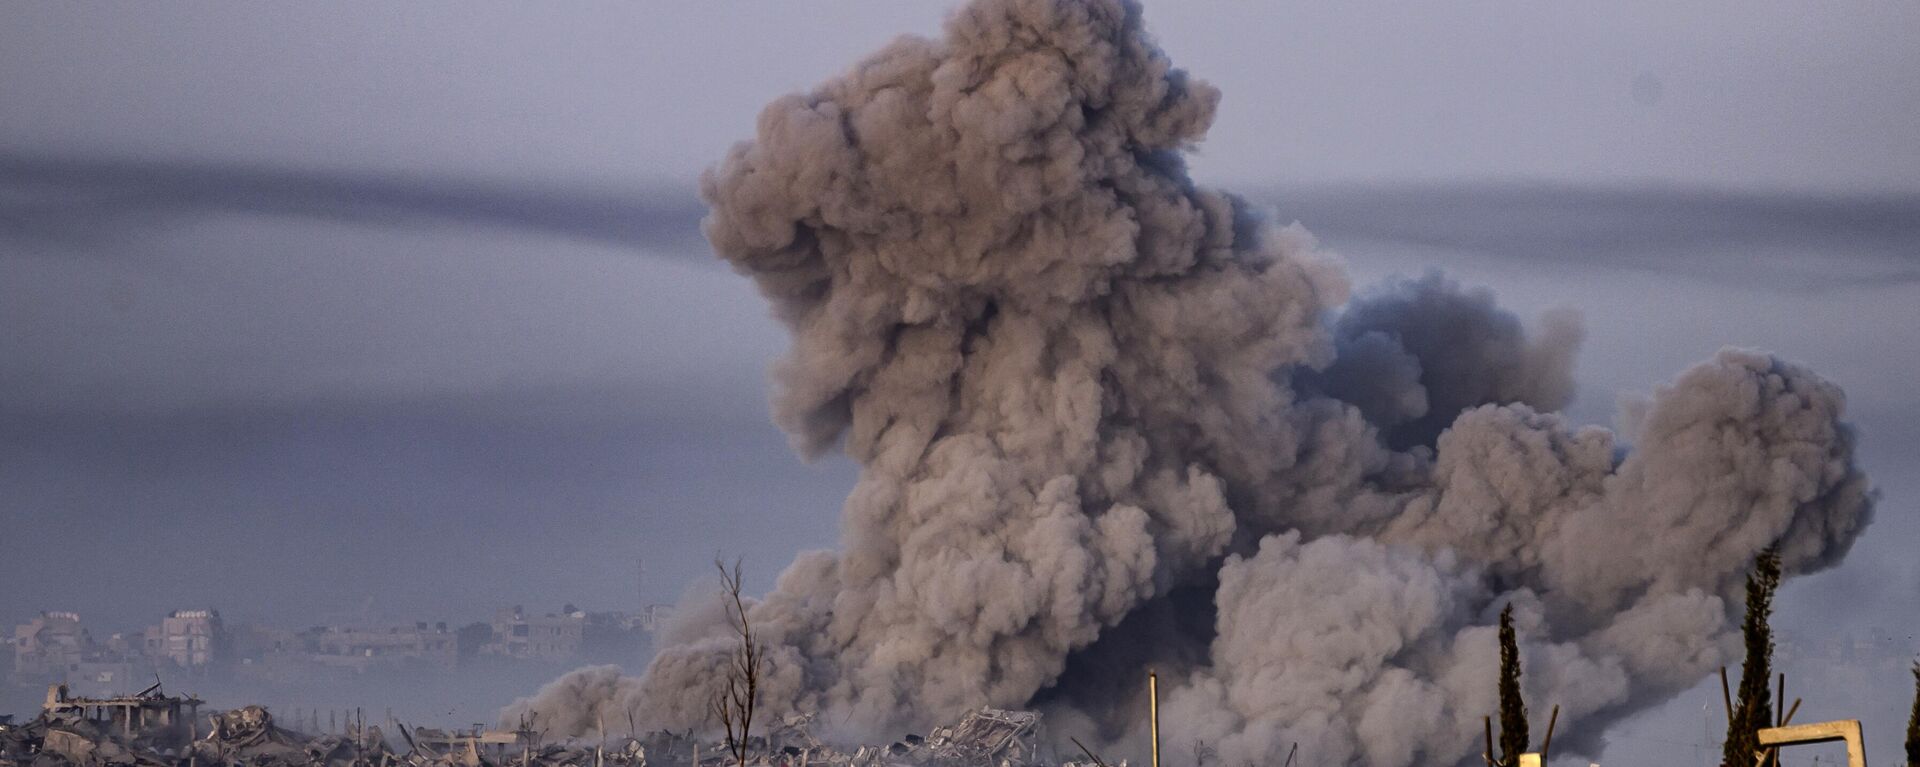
923,708,1041,766
1,696,393,767
3,688,1087,767
193,705,394,767
610,707,1110,767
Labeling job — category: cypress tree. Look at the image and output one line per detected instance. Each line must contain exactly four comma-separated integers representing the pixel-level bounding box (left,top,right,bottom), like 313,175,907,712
1905,661,1918,767
1498,603,1529,767
1723,545,1781,767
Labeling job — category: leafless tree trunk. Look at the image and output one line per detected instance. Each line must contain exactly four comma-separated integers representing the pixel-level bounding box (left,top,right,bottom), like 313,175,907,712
1190,739,1216,767
709,557,761,767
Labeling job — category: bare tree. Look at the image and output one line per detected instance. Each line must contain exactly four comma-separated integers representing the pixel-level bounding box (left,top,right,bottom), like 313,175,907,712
1190,739,1216,767
709,557,762,767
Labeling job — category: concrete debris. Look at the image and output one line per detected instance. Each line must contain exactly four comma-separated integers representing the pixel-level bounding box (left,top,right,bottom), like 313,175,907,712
4,698,1084,767
763,715,818,752
2,687,401,767
924,708,1041,766
615,706,1083,767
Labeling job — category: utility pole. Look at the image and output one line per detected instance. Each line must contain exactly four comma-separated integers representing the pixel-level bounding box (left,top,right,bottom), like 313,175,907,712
1148,670,1161,767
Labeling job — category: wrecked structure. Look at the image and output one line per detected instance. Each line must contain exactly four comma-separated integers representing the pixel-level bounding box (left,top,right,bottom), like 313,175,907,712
41,683,202,740
197,704,395,767
2,691,1074,767
1,686,399,767
400,720,539,767
612,706,1074,767
922,708,1044,766
5,683,204,767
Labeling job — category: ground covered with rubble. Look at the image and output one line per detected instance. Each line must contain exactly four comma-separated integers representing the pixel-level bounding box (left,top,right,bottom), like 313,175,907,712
2,691,1107,767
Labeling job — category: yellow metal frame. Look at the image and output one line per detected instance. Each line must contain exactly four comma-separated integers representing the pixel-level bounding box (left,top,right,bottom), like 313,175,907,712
1756,720,1867,767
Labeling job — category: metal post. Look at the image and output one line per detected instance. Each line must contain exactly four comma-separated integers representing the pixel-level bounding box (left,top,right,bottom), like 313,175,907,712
1484,716,1495,767
1772,674,1785,767
1776,675,1785,728
1540,705,1559,762
1148,670,1160,767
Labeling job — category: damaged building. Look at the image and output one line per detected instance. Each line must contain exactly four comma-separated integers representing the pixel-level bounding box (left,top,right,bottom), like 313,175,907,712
41,683,202,740
572,706,1077,767
1,691,1081,767
3,683,203,767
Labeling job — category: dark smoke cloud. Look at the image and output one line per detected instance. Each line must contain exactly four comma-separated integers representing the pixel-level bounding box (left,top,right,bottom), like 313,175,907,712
0,152,706,255
1309,271,1583,451
514,1,1873,763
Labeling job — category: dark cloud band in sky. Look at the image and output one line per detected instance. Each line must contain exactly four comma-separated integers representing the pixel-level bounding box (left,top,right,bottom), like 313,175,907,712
0,152,708,256
9,150,1918,291
1259,184,1920,292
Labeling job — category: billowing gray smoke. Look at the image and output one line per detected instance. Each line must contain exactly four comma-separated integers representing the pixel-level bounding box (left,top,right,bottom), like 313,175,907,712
506,0,1872,763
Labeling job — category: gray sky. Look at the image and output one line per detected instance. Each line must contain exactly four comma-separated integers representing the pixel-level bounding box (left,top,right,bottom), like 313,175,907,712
5,2,1919,192
2,2,1917,763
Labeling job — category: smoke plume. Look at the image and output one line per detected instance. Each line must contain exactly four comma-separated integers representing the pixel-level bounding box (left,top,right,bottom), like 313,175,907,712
510,0,1872,763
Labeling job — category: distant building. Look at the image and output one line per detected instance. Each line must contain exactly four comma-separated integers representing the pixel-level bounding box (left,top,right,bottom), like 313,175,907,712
227,623,303,658
13,612,90,677
304,622,457,672
483,606,585,660
10,613,158,697
144,609,223,670
218,623,313,685
7,601,666,695
627,604,675,634
64,659,147,699
476,605,652,663
100,632,142,658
